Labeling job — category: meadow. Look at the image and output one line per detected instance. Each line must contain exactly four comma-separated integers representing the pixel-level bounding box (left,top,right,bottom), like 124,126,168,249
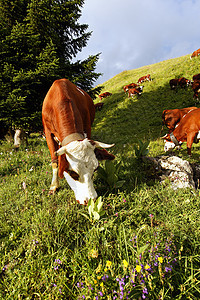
0,54,200,299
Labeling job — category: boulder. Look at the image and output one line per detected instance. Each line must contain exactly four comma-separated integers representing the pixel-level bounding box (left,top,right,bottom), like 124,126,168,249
144,155,196,190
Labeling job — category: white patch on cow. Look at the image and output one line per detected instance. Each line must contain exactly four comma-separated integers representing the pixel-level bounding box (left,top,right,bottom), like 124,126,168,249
139,85,143,91
50,163,59,192
196,131,200,139
164,140,182,152
164,140,176,152
62,139,98,204
76,87,85,96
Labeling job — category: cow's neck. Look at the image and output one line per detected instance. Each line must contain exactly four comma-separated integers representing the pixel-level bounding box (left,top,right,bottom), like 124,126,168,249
170,132,180,146
61,133,84,146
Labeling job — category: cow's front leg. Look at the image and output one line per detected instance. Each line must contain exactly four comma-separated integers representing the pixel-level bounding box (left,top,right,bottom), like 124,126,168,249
49,161,59,194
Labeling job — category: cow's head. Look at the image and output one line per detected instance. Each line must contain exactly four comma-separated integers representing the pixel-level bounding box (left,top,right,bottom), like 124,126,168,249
139,85,144,92
162,134,182,152
55,139,115,205
164,140,176,152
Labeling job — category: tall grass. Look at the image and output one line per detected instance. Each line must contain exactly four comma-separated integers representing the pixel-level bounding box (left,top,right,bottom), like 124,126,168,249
1,54,200,299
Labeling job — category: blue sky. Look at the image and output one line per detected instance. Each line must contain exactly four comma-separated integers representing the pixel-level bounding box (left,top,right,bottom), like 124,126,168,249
75,0,200,85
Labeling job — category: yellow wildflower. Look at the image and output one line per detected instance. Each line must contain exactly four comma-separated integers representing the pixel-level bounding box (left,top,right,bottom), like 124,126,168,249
145,264,151,270
100,282,104,288
136,265,142,272
158,257,163,263
90,249,98,258
104,268,108,272
93,279,97,285
106,260,112,268
95,263,102,274
97,276,101,280
123,259,128,268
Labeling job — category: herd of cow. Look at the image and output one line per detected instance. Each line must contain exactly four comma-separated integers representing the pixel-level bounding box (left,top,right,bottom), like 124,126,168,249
98,74,151,101
41,49,200,204
162,72,200,155
169,73,200,100
99,73,200,103
97,70,200,158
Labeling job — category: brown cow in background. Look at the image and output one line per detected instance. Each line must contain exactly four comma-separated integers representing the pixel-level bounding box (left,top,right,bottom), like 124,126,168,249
137,74,151,83
98,92,112,100
190,48,200,59
123,83,139,92
162,107,197,133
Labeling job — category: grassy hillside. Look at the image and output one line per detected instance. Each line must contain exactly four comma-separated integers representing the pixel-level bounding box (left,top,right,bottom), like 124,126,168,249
0,54,200,299
92,54,200,157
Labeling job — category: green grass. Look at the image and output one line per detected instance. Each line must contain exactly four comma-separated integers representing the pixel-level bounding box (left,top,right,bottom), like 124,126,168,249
1,54,200,299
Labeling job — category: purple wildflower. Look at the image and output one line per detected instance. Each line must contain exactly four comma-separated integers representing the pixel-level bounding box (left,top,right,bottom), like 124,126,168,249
2,265,8,271
55,259,62,264
165,266,172,272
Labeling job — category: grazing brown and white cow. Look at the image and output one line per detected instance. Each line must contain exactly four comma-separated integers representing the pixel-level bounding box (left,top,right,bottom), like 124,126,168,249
178,77,191,88
169,77,191,89
137,74,151,83
191,80,200,100
162,108,200,155
94,102,104,111
42,79,115,205
190,48,200,59
123,83,139,92
128,86,144,98
98,92,112,100
192,73,200,82
162,107,197,133
169,79,179,89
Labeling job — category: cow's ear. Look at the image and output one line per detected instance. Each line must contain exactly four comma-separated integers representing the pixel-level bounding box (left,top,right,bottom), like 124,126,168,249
94,148,115,161
58,155,69,178
162,110,167,117
55,145,68,156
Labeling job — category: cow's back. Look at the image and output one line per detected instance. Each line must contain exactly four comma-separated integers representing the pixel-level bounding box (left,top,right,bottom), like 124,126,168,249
174,108,200,134
42,79,95,141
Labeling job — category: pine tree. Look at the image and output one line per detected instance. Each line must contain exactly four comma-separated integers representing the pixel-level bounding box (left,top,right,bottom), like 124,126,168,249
0,0,101,134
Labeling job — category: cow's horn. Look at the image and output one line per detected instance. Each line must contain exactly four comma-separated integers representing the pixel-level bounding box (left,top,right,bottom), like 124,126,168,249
93,141,115,148
55,145,68,156
161,134,167,139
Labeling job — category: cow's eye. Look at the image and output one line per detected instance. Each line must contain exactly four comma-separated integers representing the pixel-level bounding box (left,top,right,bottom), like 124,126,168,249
68,170,79,181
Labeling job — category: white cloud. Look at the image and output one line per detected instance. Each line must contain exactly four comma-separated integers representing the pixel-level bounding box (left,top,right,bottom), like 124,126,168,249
75,0,200,85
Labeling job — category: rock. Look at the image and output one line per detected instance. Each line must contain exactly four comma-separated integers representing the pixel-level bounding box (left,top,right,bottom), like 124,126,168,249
144,155,195,190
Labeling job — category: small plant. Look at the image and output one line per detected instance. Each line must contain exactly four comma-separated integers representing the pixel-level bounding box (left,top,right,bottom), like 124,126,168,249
134,140,149,159
97,160,125,190
87,196,105,221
